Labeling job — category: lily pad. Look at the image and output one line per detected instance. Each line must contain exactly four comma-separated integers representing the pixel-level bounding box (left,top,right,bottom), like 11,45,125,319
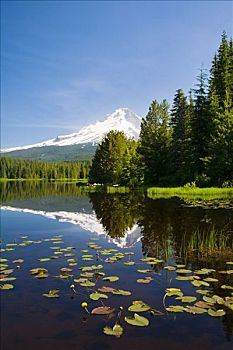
103,324,123,337
89,292,108,300
176,296,197,303
185,306,207,314
164,266,176,271
98,286,114,293
112,289,131,296
208,309,226,317
137,277,153,284
166,305,185,312
191,280,210,287
203,296,216,305
221,285,233,290
43,289,60,298
92,306,115,315
128,300,150,312
196,289,210,295
176,269,192,274
124,261,135,266
102,276,119,282
165,288,183,297
0,284,14,290
125,313,149,327
137,269,151,273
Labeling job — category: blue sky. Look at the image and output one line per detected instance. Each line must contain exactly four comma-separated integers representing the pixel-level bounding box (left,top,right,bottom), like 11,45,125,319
1,1,232,148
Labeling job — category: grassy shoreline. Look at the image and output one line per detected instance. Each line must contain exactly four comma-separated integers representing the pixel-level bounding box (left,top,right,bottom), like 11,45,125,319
147,186,233,199
1,179,233,199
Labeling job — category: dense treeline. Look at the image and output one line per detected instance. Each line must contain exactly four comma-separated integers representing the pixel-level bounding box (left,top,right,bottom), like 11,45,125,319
90,31,233,187
0,157,91,180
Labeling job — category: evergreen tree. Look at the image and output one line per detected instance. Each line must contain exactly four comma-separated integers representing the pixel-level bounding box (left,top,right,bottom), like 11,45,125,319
190,68,210,179
89,130,136,185
138,99,171,185
170,89,190,184
207,31,233,184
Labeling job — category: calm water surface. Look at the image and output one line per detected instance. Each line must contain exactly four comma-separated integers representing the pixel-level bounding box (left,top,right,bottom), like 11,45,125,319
1,182,233,350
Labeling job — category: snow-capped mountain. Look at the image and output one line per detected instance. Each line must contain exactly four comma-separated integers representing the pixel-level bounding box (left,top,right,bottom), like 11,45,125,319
1,206,142,248
2,108,141,153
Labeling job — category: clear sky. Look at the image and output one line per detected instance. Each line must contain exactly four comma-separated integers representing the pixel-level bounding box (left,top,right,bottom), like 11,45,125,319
1,0,232,148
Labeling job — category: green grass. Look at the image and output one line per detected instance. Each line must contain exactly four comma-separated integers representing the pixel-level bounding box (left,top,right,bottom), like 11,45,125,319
147,187,233,200
106,186,130,193
179,227,233,259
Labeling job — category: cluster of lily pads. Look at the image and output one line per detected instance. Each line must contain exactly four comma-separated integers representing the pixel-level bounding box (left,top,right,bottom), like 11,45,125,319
0,233,233,337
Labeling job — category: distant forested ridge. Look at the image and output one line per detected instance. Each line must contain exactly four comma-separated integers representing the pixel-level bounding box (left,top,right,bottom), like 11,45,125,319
90,31,233,187
1,143,96,162
0,157,91,180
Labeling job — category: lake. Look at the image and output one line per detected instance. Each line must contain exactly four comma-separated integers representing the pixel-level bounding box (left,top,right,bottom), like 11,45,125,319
1,181,233,350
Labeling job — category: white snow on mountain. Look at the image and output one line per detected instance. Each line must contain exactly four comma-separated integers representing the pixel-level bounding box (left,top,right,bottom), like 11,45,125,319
2,108,141,153
1,206,142,248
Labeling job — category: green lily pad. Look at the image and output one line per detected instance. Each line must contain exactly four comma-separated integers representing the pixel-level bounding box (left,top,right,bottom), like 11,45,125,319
0,284,14,290
219,270,233,275
223,302,233,311
221,285,233,290
166,305,185,312
203,277,219,282
89,292,108,300
137,269,151,273
80,280,95,287
43,289,60,298
0,276,16,282
191,280,210,287
102,276,119,282
1,269,14,275
185,306,207,314
165,288,183,297
203,296,216,304
124,261,135,266
176,276,194,281
103,324,123,337
164,266,176,271
176,296,197,303
112,289,131,296
137,277,153,283
176,269,192,274
128,300,150,312
125,313,149,327
196,289,210,295
80,264,103,271
208,309,226,317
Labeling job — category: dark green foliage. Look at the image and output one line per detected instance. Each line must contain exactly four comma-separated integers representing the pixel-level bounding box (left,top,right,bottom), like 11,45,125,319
170,89,191,184
190,68,210,178
89,130,137,185
138,100,171,185
0,157,91,180
207,31,233,184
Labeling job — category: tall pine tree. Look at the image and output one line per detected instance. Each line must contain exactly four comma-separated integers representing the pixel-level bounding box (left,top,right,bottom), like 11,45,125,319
138,99,171,185
170,89,190,184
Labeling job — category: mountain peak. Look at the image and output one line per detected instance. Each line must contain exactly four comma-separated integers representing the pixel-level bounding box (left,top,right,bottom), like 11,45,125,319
2,107,142,153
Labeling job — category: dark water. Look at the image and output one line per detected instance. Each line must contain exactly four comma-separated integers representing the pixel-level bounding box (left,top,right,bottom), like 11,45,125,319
1,181,233,350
